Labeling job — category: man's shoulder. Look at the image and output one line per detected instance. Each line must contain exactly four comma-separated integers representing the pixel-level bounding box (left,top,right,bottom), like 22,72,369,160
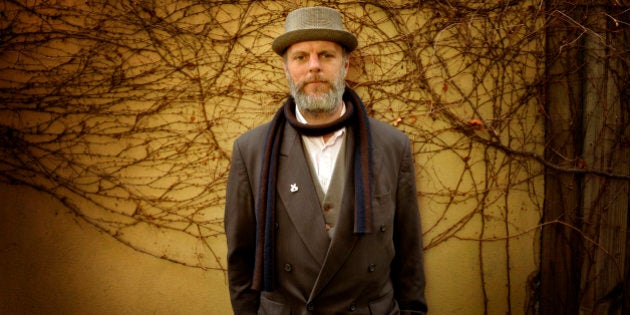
234,116,409,146
235,122,272,144
368,117,410,143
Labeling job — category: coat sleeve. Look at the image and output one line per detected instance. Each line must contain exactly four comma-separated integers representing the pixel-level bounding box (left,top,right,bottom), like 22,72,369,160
392,139,428,315
224,137,260,314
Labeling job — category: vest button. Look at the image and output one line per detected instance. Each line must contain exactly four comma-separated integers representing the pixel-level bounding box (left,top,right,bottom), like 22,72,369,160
380,224,386,232
283,263,292,272
349,304,357,312
368,263,376,272
306,302,314,311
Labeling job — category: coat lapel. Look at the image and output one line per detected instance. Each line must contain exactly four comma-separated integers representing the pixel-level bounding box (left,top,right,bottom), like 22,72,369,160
276,123,330,265
276,121,384,299
308,127,384,299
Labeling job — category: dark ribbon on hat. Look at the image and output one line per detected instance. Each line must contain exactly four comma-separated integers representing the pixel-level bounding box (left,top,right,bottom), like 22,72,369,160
252,87,374,291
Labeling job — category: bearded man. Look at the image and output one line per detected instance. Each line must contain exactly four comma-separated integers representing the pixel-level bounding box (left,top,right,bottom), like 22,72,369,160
225,6,428,315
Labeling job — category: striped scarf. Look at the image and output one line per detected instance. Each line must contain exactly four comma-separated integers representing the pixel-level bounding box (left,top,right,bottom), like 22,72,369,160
252,87,374,291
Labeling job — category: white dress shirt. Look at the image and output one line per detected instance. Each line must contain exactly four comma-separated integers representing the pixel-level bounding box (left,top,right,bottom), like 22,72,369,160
296,104,346,194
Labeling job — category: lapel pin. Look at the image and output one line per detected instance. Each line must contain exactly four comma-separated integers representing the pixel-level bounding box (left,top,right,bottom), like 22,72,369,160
290,183,299,193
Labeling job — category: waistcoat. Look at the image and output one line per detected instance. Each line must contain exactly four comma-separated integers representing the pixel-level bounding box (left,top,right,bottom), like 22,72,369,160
303,133,348,240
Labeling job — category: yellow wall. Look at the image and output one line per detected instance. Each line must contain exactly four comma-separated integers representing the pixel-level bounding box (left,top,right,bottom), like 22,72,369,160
0,184,229,314
0,1,544,314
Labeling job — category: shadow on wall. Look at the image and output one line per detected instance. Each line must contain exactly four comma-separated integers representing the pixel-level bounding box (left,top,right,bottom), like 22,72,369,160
0,183,231,315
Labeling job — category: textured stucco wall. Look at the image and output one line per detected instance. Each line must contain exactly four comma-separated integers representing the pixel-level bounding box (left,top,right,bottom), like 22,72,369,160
0,184,230,314
0,1,544,314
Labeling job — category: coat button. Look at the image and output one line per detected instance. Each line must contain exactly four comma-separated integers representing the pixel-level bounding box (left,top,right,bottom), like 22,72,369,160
306,302,314,311
275,222,279,230
368,263,376,272
283,263,292,272
348,304,357,312
380,224,386,232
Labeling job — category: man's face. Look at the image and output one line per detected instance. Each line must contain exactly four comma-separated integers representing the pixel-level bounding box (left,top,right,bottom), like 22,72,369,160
284,41,349,117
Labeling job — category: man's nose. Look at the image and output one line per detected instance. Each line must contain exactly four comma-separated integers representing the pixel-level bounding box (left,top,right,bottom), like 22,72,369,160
308,54,321,72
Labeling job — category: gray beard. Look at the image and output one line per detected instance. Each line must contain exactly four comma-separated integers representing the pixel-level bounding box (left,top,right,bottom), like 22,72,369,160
287,68,346,117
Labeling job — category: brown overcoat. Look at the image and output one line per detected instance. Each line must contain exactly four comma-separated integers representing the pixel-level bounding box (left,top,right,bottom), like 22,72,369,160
225,115,427,315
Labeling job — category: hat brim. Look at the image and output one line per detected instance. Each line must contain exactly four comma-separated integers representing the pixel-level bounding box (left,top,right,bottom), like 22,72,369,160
272,29,358,55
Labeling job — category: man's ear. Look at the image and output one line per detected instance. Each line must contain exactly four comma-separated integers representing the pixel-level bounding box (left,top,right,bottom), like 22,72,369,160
281,56,289,73
282,63,290,80
282,62,288,73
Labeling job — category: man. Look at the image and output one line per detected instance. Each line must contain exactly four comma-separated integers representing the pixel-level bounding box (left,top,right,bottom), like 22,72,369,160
225,6,427,314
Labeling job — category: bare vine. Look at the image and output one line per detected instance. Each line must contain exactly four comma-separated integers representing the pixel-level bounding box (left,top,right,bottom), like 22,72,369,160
1,0,628,313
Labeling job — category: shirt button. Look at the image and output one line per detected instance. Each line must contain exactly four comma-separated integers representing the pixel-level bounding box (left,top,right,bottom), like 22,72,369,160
283,263,292,272
306,302,314,311
368,263,376,272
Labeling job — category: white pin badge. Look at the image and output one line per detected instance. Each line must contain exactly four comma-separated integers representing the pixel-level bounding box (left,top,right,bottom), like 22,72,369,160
290,183,299,193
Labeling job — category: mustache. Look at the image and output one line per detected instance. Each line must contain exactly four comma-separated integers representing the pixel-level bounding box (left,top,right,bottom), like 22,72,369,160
297,75,332,89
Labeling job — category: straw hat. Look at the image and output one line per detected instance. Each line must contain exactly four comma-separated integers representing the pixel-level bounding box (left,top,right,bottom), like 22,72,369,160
272,7,358,55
